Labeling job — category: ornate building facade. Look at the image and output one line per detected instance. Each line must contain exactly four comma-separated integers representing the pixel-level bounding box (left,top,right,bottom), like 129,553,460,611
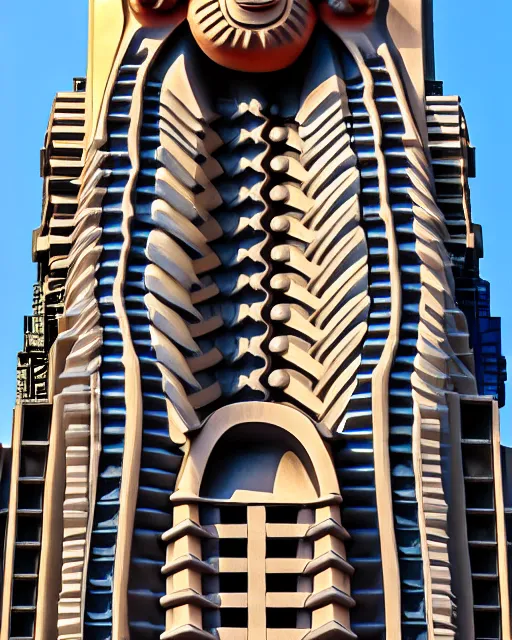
0,1,510,639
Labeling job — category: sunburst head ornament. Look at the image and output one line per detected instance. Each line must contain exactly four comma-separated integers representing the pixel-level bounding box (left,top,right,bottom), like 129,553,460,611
187,0,317,72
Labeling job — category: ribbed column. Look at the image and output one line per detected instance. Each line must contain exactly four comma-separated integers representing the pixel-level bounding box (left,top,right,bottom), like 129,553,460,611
161,504,214,640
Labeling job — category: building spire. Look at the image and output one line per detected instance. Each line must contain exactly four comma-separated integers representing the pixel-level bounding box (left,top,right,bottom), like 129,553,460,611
424,0,435,81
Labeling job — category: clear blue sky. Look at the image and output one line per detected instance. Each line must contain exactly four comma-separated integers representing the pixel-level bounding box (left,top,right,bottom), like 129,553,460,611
0,0,510,444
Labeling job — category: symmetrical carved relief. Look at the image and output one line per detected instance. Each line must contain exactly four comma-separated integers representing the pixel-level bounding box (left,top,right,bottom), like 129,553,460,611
75,10,474,640
5,3,509,640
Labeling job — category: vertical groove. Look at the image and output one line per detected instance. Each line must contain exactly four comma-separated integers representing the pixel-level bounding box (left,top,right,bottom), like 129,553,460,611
343,38,403,640
84,52,138,640
380,42,478,638
84,33,173,640
111,35,169,640
127,37,189,639
331,37,387,638
366,57,427,639
205,90,271,405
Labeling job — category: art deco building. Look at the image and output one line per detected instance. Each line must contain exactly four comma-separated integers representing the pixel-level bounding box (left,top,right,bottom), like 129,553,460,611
0,1,510,640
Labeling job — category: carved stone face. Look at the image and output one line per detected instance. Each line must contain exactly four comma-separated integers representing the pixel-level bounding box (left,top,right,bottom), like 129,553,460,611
187,0,317,72
131,0,378,72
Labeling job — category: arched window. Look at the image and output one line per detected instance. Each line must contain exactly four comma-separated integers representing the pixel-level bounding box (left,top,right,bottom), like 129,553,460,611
161,403,356,640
